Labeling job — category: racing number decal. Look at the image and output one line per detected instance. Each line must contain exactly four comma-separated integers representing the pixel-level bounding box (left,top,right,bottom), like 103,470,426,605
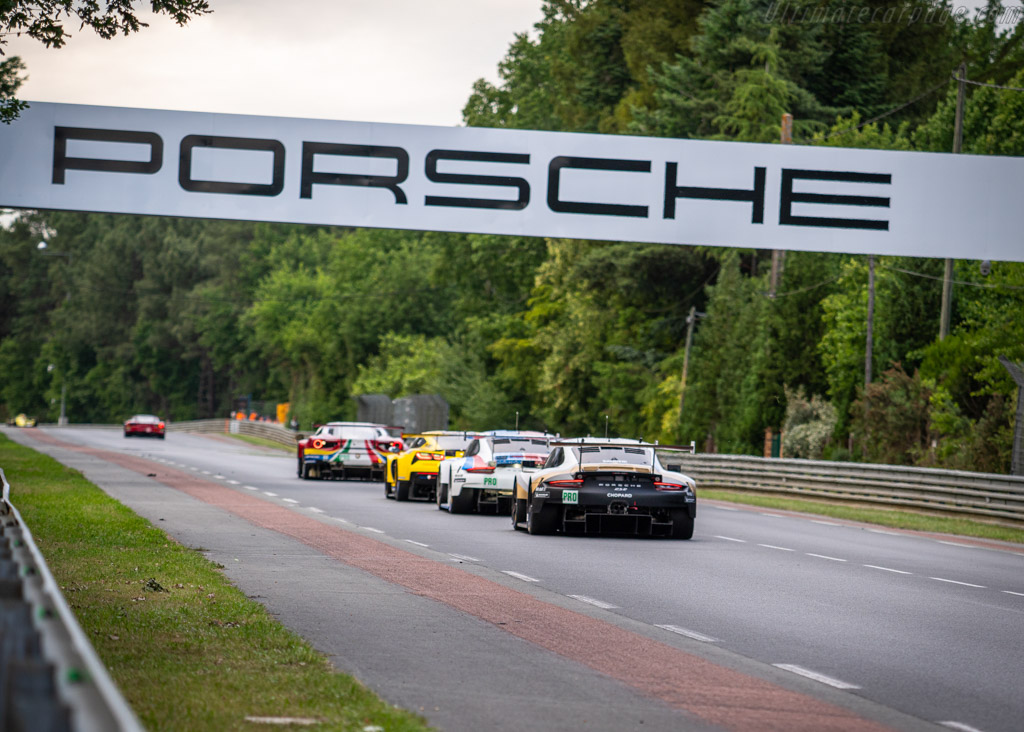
562,490,578,504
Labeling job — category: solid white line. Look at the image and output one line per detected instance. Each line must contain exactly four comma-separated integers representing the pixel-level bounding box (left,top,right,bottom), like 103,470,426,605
930,577,985,588
404,540,429,548
807,553,846,562
502,571,539,582
811,520,841,526
360,527,384,534
937,540,974,548
307,507,324,514
263,491,277,497
758,544,794,552
1002,590,1024,597
243,485,258,491
655,624,718,643
712,505,739,511
568,594,618,610
281,498,298,504
448,553,480,562
864,564,912,575
940,721,986,732
715,535,746,543
773,664,860,690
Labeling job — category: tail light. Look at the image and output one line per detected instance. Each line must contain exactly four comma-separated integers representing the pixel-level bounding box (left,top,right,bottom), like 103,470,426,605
375,440,402,453
654,481,692,492
158,422,165,429
312,439,340,450
467,466,495,473
547,478,583,488
414,452,444,461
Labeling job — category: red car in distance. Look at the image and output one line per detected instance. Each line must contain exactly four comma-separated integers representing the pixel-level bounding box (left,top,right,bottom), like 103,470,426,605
124,414,165,439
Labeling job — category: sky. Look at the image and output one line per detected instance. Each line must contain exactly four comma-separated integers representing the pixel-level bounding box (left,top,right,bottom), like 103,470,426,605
4,0,545,128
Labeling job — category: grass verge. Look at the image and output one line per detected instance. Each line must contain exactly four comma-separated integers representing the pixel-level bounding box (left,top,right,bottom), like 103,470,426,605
226,433,295,452
701,488,1024,544
0,432,430,732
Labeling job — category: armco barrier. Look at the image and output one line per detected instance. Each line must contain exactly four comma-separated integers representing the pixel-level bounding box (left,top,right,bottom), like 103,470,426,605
168,418,298,447
1,469,144,732
662,453,1024,526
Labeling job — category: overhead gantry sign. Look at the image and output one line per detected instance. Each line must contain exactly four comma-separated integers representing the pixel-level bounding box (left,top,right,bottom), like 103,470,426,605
2,102,1022,262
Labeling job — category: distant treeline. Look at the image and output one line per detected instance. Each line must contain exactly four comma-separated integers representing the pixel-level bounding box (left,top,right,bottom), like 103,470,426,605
2,0,1022,472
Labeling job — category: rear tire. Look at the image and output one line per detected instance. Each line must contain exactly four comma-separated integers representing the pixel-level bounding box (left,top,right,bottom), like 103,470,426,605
448,486,475,514
670,509,694,540
527,497,559,535
437,482,449,510
395,480,411,501
384,481,394,499
511,484,527,530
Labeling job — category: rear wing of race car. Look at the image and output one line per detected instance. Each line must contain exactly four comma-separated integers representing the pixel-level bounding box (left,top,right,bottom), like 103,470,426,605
550,439,697,472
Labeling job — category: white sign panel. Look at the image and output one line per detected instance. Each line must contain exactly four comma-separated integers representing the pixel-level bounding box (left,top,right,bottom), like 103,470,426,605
1,102,1022,261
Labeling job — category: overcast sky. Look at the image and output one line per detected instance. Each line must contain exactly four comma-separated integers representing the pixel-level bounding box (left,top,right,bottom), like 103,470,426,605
5,0,544,128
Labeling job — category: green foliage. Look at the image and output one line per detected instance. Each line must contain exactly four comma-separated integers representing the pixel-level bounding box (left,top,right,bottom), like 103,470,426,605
782,387,838,459
850,364,933,465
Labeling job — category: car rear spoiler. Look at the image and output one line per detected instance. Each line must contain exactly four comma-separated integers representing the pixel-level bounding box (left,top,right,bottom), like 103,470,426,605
550,440,696,453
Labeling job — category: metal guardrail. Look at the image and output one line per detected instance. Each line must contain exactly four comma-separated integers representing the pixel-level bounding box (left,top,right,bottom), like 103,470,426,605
663,453,1024,526
1,469,144,732
168,419,298,447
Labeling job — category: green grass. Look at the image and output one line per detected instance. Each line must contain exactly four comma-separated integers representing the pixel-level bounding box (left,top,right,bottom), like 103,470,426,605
226,433,294,452
701,488,1024,544
0,433,430,732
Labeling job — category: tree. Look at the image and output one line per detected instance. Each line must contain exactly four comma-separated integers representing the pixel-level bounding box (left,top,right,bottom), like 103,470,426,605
0,0,211,123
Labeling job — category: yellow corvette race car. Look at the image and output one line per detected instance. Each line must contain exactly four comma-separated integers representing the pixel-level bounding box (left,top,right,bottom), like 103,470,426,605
384,431,479,502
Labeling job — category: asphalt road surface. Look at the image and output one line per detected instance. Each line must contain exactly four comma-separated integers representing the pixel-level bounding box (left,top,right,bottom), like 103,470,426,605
5,426,1023,732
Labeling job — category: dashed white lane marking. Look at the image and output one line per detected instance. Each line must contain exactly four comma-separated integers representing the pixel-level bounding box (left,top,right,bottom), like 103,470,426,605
569,594,618,610
213,474,226,480
807,553,846,562
758,544,794,552
864,565,912,575
1003,590,1024,597
940,721,986,732
867,528,899,535
937,540,974,548
189,467,198,472
263,491,278,497
405,540,429,548
330,517,350,524
201,470,211,475
282,498,298,504
656,624,718,643
759,513,783,518
226,480,240,485
773,664,860,690
360,527,385,534
307,507,324,514
712,505,739,511
715,535,746,543
448,553,480,562
930,577,986,588
811,520,841,526
243,485,258,491
503,571,540,583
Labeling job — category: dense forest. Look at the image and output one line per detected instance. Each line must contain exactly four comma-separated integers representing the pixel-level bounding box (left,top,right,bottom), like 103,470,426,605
2,0,1023,472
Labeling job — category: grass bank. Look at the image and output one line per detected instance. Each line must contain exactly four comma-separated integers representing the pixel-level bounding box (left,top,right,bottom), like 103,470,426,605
0,432,429,732
701,488,1024,544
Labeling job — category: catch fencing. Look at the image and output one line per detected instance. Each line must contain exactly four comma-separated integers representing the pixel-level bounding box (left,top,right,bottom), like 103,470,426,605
1,469,144,732
663,453,1024,526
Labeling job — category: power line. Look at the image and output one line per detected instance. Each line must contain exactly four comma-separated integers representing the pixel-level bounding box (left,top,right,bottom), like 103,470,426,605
880,263,1024,291
952,71,1024,93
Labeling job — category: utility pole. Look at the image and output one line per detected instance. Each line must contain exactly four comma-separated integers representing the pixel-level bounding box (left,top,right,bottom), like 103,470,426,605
769,113,793,299
940,63,967,340
865,255,875,392
678,306,703,421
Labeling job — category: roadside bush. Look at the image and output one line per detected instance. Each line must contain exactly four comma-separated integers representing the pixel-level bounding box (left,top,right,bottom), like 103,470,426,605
781,387,836,459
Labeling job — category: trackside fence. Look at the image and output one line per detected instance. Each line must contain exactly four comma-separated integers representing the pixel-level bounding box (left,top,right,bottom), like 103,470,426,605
661,453,1024,526
168,418,298,447
1,469,144,732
